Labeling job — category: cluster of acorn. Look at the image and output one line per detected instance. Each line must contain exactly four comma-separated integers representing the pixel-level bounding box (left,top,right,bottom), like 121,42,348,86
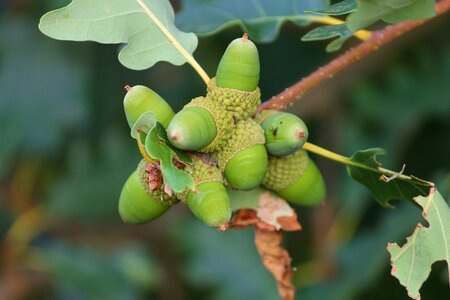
118,34,326,229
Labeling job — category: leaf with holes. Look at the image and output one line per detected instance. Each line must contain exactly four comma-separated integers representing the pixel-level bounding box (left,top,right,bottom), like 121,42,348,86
387,188,450,300
176,0,329,43
347,148,433,207
39,0,198,70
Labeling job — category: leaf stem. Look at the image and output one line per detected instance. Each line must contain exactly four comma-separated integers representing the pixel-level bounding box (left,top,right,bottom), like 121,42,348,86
305,16,372,41
303,142,418,182
135,0,211,84
257,0,450,112
137,130,157,163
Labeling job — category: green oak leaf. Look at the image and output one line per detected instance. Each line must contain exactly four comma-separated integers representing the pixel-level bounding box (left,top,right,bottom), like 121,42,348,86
347,148,432,208
130,112,157,139
301,23,353,51
347,0,435,32
145,123,194,193
305,0,357,16
39,0,198,70
387,189,450,300
176,0,329,43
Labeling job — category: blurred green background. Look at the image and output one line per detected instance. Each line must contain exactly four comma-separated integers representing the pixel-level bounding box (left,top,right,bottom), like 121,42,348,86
0,1,449,299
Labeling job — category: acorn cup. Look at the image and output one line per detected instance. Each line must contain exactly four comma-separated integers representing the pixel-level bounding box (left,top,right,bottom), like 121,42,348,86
123,85,175,129
167,96,233,152
176,154,231,228
118,160,178,224
256,110,309,156
216,118,268,190
263,150,326,206
207,34,261,121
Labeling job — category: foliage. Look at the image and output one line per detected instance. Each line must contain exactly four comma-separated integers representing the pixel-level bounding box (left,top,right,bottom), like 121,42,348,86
0,0,449,299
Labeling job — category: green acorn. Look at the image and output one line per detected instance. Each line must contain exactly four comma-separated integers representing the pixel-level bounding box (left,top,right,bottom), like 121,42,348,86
123,85,175,129
118,160,177,224
177,154,231,228
257,110,309,156
206,34,261,121
263,150,326,206
216,118,268,190
167,97,233,152
216,33,260,92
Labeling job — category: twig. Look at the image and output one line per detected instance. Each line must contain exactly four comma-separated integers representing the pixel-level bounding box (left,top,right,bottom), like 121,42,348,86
257,0,450,112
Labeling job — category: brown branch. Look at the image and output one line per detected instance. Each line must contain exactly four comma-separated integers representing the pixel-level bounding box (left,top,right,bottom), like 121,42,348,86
257,0,450,112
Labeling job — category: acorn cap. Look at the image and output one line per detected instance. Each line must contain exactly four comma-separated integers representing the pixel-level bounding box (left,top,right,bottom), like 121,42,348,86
254,109,279,124
215,34,260,92
216,118,266,170
175,154,223,202
123,85,174,129
207,78,261,121
263,150,308,191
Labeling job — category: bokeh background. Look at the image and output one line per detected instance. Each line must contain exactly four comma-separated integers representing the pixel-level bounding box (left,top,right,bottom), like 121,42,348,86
0,1,449,299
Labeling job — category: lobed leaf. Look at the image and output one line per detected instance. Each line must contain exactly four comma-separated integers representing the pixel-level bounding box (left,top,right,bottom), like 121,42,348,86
39,0,198,70
347,0,436,32
387,189,450,299
176,0,329,43
305,0,357,16
347,148,432,207
301,23,353,51
144,123,194,193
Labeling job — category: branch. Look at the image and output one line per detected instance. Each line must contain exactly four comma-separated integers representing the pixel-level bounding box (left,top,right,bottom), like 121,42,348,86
257,0,450,112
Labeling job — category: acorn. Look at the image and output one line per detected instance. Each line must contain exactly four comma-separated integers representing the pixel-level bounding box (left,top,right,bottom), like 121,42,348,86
216,118,268,190
118,160,177,224
263,150,326,206
167,97,233,152
257,110,309,156
123,85,175,129
216,33,260,92
177,154,231,228
206,34,261,121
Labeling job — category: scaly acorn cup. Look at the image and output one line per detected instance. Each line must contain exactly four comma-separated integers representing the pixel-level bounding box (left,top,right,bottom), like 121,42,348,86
263,150,326,206
216,118,268,190
176,154,231,228
167,97,233,152
123,85,174,129
257,110,309,156
118,160,177,224
207,34,261,121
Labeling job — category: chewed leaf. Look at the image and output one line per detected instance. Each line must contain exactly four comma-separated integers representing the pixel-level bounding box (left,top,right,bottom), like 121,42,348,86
387,188,450,299
347,148,432,207
228,188,301,231
39,0,198,70
305,0,357,16
145,123,194,193
130,112,157,139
